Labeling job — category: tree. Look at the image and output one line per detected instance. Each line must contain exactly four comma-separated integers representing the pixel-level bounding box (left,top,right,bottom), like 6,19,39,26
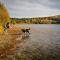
0,3,10,32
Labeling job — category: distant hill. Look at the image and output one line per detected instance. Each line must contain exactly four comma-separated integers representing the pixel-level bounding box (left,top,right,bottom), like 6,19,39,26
11,15,60,24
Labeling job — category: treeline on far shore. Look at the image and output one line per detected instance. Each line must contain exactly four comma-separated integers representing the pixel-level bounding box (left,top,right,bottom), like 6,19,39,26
11,15,60,24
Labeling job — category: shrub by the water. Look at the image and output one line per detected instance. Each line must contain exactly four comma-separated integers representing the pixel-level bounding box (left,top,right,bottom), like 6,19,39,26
0,3,10,32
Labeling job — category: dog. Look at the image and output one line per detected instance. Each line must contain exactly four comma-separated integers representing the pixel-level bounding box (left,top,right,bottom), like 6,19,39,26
21,28,30,37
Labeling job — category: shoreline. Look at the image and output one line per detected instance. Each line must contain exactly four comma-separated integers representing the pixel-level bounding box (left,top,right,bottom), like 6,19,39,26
0,27,22,58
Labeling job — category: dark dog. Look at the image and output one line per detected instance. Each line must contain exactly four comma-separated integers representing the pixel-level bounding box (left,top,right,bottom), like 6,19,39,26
21,28,30,34
21,28,30,37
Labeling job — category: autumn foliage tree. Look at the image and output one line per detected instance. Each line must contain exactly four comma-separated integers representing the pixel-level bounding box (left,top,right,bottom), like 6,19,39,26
0,3,10,32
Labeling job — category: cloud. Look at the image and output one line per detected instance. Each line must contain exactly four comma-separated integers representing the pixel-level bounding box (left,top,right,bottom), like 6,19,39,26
26,0,60,9
48,0,60,9
0,0,60,18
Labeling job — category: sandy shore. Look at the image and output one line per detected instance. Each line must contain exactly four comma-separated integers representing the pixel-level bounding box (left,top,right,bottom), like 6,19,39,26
0,27,22,58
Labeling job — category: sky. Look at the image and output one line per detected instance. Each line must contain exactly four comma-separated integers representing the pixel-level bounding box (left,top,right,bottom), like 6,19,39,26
0,0,60,18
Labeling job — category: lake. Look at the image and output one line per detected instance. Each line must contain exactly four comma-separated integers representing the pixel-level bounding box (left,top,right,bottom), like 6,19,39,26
6,24,60,60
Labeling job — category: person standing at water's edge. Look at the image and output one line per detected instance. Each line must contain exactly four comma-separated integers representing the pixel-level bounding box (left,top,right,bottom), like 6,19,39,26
4,22,14,32
4,22,9,32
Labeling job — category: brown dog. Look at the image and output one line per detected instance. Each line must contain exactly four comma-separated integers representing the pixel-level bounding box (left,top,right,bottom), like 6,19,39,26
21,28,30,34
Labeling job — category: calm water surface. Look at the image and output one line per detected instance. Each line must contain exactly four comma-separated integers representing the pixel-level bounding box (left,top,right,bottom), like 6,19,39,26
6,24,60,60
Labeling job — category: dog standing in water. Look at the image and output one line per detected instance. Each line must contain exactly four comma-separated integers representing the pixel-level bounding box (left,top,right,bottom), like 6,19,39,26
21,27,30,37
